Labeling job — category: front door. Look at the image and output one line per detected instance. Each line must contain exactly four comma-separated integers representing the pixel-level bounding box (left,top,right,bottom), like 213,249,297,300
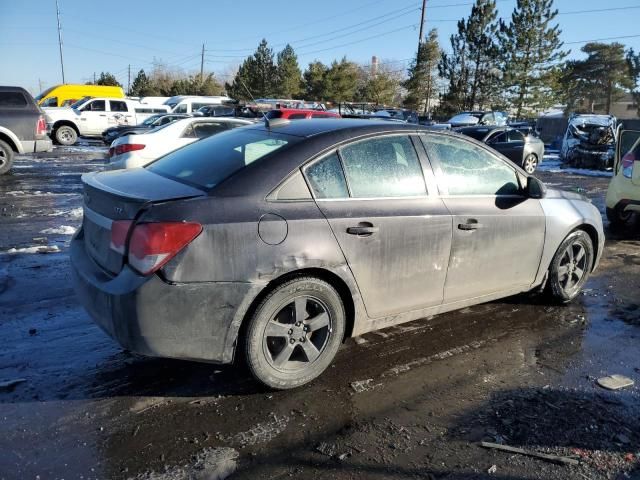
420,133,545,304
304,135,452,318
79,99,109,135
487,130,525,163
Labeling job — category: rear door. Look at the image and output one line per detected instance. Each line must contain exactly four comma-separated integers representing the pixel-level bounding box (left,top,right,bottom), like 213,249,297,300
108,100,135,127
420,133,545,303
305,134,452,318
79,100,109,134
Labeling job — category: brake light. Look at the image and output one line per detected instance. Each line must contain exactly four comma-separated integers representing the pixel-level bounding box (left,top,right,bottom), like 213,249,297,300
109,220,133,254
36,116,46,136
128,222,202,275
110,143,145,157
622,152,635,178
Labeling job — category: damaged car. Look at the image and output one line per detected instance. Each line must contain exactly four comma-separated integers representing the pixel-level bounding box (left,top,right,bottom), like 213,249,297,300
560,114,620,170
71,119,604,389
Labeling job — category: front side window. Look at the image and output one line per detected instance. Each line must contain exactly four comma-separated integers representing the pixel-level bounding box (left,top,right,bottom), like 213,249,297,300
174,103,187,113
305,152,349,199
421,134,521,196
507,130,525,143
83,100,105,112
41,97,58,107
339,136,427,198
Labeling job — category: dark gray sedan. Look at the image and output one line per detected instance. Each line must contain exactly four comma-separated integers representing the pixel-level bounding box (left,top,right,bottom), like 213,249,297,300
457,126,545,174
71,119,603,389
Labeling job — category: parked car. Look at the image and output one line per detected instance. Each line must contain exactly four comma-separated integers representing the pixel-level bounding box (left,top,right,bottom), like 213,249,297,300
560,114,619,170
265,109,341,120
456,126,545,173
195,104,236,117
72,119,604,389
35,84,124,108
102,114,190,145
44,97,170,145
106,117,254,170
373,108,419,123
605,129,640,227
448,111,508,128
164,96,233,114
0,86,52,175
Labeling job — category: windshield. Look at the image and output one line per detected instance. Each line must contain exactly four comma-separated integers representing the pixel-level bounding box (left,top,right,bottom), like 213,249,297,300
143,115,163,125
35,86,55,102
449,113,480,124
70,96,92,110
148,128,299,189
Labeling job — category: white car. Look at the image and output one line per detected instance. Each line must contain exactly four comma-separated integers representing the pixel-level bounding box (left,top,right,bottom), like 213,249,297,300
106,117,254,170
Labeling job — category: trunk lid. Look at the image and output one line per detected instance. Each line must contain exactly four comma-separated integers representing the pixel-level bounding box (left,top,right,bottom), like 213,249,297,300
81,168,205,274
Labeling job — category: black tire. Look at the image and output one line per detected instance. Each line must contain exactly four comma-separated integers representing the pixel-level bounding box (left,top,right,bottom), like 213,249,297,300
606,206,633,228
547,230,594,303
244,277,345,389
54,125,78,146
0,139,14,175
522,153,538,174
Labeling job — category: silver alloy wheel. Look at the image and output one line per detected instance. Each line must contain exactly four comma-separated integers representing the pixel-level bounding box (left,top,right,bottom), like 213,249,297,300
262,295,332,372
0,148,6,168
557,241,588,295
523,154,538,174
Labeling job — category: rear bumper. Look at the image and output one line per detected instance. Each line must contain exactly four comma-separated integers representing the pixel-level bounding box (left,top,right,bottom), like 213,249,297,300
70,232,257,364
21,138,53,153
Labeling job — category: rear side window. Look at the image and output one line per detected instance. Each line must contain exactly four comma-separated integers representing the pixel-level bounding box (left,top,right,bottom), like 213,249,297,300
288,113,307,120
0,92,28,107
84,100,105,112
110,100,128,112
306,153,349,199
339,136,427,198
421,134,520,196
148,129,297,189
193,122,227,138
311,113,332,118
507,130,524,142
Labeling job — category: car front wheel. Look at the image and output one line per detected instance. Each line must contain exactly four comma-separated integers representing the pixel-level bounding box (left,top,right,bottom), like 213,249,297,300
606,206,634,228
54,125,78,146
244,277,345,389
0,139,15,175
522,153,538,174
547,230,594,303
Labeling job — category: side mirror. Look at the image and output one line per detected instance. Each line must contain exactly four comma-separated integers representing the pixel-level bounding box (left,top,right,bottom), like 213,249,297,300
526,176,546,199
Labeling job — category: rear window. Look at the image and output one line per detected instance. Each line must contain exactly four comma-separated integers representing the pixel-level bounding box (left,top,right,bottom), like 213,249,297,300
148,128,299,189
0,92,28,107
266,110,283,119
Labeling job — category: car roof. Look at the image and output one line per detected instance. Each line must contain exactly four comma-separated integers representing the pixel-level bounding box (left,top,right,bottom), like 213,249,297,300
243,118,426,138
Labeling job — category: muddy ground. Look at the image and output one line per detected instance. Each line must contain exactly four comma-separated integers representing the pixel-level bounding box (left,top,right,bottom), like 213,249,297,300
1,146,639,480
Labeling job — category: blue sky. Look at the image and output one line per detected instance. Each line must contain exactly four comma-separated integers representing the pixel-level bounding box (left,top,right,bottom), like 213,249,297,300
2,0,640,96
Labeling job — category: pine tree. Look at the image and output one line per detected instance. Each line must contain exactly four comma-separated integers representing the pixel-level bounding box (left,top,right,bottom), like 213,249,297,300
359,65,400,105
439,0,500,113
276,44,302,98
561,43,636,114
323,57,359,102
95,72,121,87
303,61,328,100
226,39,278,100
499,0,567,117
129,69,157,96
403,29,440,115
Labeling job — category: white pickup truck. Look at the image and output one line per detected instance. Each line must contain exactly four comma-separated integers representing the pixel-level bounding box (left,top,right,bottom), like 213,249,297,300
44,97,169,145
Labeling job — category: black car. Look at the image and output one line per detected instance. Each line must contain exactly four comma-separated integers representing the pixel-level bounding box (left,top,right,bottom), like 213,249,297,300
195,104,237,117
456,126,545,173
101,114,189,145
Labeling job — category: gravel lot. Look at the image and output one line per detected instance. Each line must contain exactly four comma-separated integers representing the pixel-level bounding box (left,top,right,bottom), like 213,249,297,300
1,146,639,480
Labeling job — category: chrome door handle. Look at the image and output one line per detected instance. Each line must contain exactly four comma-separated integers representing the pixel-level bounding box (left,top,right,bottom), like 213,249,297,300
458,219,482,230
346,224,378,236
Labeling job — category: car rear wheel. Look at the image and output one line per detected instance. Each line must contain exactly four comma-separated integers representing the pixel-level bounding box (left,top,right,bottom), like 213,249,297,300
606,206,634,228
0,139,14,175
546,230,593,303
244,277,345,389
522,153,538,174
54,125,78,146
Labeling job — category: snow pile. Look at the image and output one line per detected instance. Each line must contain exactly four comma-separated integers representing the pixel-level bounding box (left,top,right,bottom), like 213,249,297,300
40,226,77,235
539,154,613,178
3,245,61,255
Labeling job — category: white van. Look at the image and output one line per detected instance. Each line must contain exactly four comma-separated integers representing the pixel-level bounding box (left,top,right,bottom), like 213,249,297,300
164,95,233,114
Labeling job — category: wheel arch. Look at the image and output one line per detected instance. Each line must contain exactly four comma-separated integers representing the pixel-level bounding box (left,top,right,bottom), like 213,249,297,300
237,268,357,349
572,223,600,272
0,128,22,153
53,120,80,134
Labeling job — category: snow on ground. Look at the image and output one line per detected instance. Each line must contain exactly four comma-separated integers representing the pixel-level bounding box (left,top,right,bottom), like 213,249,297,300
48,207,83,218
2,245,61,255
539,153,613,178
40,226,77,235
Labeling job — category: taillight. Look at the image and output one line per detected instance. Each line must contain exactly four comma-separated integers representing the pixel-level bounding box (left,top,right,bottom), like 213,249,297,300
622,152,635,178
109,220,132,254
127,222,202,275
110,143,145,157
36,116,46,136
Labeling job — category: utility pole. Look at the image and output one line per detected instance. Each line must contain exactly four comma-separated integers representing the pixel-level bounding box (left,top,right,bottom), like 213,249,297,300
200,43,205,81
55,0,66,84
418,0,427,48
127,64,131,94
93,72,96,84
